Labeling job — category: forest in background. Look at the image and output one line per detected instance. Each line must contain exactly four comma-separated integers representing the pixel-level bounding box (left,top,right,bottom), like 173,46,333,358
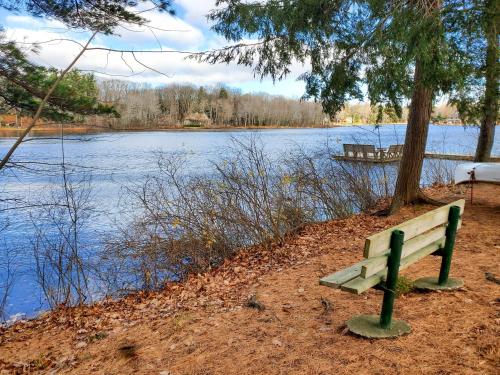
93,79,461,129
95,80,326,128
0,72,462,130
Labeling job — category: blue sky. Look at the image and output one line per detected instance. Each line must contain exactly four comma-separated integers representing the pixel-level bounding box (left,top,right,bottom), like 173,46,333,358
0,1,307,98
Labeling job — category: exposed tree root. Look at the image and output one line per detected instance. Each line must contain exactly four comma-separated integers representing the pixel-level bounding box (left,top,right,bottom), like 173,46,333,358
372,208,391,217
388,189,446,215
389,195,404,215
416,191,446,206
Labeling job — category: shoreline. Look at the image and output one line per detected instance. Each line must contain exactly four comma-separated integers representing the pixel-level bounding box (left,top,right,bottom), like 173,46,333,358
0,122,478,138
0,184,498,374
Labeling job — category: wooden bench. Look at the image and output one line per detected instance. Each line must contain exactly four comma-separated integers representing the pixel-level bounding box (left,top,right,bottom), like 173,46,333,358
320,199,465,338
341,144,402,163
343,144,378,158
386,144,404,159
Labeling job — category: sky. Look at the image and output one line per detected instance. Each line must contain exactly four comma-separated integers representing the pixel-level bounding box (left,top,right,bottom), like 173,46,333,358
0,1,308,98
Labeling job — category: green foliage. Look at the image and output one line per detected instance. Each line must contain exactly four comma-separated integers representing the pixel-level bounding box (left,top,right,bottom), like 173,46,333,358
198,0,488,121
444,0,499,126
218,87,229,100
384,106,400,123
431,113,446,123
444,0,498,126
0,34,117,121
0,0,175,119
395,276,414,297
0,1,174,34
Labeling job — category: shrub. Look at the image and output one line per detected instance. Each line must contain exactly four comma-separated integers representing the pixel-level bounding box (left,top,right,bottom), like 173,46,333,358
100,137,393,293
395,276,414,297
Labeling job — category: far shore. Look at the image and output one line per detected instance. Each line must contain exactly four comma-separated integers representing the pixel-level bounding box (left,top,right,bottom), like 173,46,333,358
0,122,481,138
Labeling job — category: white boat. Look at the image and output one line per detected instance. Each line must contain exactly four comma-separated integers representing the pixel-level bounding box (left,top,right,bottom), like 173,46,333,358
454,162,500,184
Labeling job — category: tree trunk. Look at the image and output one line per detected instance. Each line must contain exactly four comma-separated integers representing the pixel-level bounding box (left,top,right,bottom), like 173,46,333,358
474,0,499,162
390,59,433,213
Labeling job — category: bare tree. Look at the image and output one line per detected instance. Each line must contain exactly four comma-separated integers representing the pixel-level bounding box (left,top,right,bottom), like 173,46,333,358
97,81,327,129
0,225,16,321
100,137,389,291
30,155,95,308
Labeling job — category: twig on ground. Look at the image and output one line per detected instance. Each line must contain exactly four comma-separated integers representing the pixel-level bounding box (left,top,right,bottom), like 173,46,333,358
485,272,500,285
245,294,265,311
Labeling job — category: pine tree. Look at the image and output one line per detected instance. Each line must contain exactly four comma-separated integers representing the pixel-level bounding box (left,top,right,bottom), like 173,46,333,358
198,0,478,211
0,0,175,169
475,0,499,161
0,36,116,121
448,0,499,162
0,0,174,33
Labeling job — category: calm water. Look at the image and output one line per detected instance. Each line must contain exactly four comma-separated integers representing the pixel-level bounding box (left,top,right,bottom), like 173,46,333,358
0,125,498,320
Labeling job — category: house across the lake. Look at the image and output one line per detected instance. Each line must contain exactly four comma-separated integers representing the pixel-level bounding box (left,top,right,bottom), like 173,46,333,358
0,113,49,128
0,114,21,127
183,113,211,127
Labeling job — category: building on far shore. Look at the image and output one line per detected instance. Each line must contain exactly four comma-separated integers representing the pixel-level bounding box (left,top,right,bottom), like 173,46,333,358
0,114,22,127
0,113,48,127
183,113,211,127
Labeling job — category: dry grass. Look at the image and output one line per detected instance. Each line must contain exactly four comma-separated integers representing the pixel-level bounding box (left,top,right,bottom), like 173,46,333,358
0,183,498,374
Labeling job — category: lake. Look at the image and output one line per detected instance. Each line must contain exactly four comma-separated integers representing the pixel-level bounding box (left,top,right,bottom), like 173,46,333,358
0,124,498,320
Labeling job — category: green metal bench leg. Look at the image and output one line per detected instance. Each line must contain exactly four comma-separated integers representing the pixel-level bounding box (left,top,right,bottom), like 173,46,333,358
380,230,404,328
414,205,464,291
347,230,411,338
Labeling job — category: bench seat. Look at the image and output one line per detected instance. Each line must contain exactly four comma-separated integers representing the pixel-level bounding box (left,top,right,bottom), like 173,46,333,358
320,199,465,294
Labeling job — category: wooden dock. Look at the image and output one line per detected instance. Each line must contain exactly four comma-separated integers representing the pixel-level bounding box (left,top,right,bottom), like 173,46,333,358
334,155,399,163
336,144,404,163
424,153,500,162
334,144,500,163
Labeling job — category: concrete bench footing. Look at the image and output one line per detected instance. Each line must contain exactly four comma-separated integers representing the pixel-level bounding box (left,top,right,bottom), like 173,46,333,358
413,276,464,291
347,314,411,338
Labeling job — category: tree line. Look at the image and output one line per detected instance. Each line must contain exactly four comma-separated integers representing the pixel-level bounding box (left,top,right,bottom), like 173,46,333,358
96,80,425,129
0,69,458,129
95,80,327,128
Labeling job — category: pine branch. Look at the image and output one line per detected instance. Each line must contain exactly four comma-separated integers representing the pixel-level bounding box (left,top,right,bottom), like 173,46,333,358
0,31,98,170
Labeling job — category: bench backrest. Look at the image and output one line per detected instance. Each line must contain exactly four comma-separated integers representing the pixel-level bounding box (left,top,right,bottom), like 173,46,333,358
363,199,465,258
343,144,356,156
361,144,376,158
323,199,465,294
343,144,377,158
387,144,403,157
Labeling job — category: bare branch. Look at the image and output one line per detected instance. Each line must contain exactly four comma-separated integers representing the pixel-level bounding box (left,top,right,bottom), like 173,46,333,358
131,51,171,77
0,31,98,170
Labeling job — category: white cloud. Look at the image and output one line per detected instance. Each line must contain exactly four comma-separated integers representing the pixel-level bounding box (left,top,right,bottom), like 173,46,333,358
5,27,256,84
2,9,308,98
6,15,44,26
175,0,217,28
6,14,67,29
109,10,205,50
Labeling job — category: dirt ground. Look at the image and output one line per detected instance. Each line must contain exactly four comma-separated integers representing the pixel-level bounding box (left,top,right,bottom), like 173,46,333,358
0,184,499,374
